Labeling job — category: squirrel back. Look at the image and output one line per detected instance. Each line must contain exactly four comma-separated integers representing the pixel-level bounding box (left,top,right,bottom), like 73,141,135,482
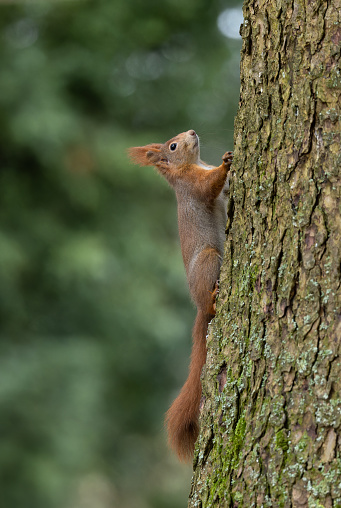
129,130,232,461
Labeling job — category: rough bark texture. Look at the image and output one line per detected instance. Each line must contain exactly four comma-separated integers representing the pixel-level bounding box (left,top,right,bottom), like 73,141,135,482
189,0,341,506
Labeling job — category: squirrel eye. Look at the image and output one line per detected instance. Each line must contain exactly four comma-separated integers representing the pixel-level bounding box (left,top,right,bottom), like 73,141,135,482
170,143,177,151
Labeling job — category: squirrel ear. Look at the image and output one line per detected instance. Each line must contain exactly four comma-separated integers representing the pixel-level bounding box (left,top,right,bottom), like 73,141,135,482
128,144,164,167
146,150,169,166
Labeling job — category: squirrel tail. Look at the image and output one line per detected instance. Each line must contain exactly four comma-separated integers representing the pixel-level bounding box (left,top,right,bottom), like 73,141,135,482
165,310,211,462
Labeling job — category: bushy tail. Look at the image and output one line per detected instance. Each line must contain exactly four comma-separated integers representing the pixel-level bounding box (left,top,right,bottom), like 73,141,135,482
165,310,211,462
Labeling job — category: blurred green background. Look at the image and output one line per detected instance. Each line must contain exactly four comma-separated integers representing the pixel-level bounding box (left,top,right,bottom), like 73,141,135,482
0,0,241,506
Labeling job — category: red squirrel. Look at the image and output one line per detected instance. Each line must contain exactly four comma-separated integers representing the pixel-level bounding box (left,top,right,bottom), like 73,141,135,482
129,130,233,461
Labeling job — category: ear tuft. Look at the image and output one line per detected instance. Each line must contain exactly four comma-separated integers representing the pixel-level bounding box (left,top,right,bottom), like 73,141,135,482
127,147,149,166
128,144,162,167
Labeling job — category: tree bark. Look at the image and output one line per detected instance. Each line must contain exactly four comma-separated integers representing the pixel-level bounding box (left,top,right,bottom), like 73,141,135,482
189,0,341,506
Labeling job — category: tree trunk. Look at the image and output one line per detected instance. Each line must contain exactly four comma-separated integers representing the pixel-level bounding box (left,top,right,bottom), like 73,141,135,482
189,0,341,506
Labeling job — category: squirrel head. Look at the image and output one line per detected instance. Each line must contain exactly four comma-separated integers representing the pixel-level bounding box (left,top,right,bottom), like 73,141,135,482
128,130,200,174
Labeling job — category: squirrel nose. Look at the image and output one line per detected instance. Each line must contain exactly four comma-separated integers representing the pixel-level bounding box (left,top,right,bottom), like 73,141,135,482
188,129,196,136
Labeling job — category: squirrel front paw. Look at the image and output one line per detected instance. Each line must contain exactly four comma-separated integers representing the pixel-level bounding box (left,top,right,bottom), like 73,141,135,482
222,151,233,168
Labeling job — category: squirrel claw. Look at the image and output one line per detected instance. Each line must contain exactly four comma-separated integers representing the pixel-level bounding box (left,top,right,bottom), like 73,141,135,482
223,151,233,167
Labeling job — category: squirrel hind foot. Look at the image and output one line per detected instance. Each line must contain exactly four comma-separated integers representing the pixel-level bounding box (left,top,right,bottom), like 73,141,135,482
211,280,219,314
208,280,220,315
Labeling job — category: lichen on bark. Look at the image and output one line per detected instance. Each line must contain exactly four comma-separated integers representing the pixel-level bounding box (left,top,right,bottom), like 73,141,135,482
189,0,341,506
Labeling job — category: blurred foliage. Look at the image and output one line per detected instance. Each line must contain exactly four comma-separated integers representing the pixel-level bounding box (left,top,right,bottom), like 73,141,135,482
0,0,241,507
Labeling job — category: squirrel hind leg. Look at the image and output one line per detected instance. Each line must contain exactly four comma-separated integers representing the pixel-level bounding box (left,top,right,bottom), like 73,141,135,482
188,248,222,315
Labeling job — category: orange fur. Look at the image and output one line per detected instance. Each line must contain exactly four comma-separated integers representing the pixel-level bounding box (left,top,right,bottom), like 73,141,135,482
129,130,233,461
165,310,211,461
128,144,162,166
